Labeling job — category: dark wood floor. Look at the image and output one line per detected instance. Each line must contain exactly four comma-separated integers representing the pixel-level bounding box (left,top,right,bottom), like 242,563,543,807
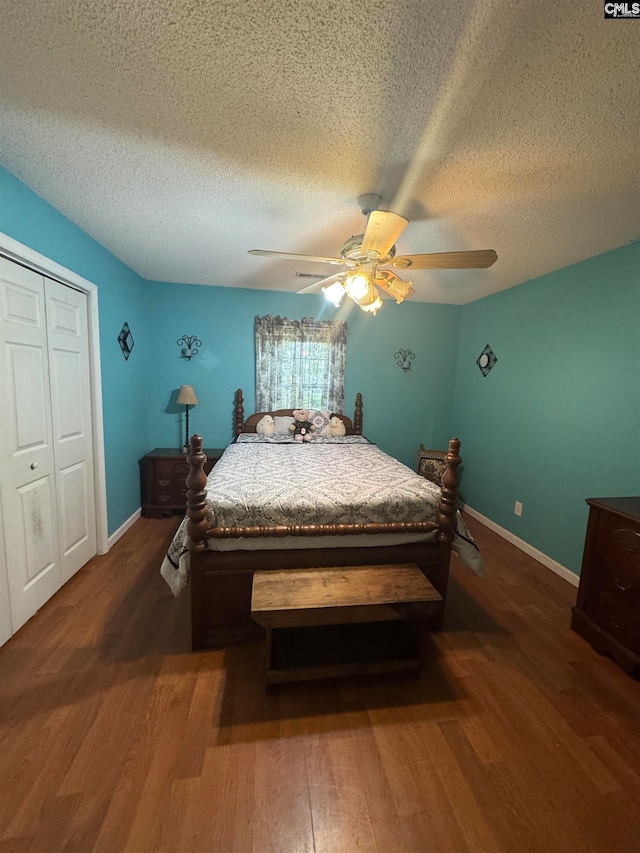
1,515,640,852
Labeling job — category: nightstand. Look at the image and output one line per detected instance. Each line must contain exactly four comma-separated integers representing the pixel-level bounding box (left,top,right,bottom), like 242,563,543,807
140,447,224,518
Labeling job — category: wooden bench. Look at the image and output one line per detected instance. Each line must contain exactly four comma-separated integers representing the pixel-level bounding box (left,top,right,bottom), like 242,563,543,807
250,563,443,686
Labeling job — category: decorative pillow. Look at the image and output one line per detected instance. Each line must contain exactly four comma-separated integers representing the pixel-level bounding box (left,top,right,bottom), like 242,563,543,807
236,433,370,444
312,434,368,444
256,414,275,436
307,409,331,436
237,433,297,443
329,415,346,437
273,415,295,435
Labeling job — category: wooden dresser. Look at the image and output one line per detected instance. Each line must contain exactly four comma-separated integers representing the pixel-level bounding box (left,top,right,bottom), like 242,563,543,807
140,447,224,518
571,497,640,675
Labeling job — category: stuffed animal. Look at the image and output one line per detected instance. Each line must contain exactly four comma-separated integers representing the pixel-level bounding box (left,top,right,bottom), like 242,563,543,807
289,408,315,442
256,414,275,437
329,415,346,437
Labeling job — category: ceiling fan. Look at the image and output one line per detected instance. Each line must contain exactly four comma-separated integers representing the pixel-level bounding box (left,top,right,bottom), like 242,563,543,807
249,194,497,314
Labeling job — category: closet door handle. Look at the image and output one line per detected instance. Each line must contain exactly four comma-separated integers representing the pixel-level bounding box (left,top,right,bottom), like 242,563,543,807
30,462,38,470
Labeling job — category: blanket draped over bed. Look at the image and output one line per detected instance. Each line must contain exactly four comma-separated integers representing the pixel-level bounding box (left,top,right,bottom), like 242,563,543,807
161,435,483,597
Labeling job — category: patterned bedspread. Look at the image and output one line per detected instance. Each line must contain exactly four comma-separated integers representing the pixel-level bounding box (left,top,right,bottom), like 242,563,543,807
205,435,444,527
160,435,483,595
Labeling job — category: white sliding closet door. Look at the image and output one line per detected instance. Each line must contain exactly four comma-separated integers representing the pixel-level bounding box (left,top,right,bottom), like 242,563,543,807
0,259,61,631
45,277,96,583
0,257,97,634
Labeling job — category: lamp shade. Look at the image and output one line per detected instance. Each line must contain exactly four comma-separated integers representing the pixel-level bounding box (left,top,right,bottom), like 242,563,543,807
177,385,198,406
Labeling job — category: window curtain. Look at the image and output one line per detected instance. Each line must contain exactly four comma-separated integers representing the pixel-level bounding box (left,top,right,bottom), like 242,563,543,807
255,315,348,411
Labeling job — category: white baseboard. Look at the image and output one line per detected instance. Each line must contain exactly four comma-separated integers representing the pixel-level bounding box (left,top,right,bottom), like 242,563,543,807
463,505,580,588
107,508,142,549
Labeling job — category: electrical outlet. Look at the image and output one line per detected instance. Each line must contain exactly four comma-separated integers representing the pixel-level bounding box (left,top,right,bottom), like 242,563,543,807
514,501,523,517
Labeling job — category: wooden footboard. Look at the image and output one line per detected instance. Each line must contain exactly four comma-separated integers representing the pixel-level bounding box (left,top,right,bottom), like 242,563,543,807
184,395,461,649
189,539,452,648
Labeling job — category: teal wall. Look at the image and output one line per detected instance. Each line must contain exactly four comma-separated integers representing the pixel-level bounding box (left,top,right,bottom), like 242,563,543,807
453,241,640,575
145,281,461,470
0,167,149,535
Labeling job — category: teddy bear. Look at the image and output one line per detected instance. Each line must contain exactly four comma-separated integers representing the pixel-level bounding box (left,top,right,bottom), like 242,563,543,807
289,408,315,442
329,415,346,437
255,414,275,437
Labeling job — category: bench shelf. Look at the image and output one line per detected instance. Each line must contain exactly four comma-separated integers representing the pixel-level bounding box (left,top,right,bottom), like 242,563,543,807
251,563,442,686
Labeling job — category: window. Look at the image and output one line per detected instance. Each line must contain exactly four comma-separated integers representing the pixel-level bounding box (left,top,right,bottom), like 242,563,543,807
255,315,348,411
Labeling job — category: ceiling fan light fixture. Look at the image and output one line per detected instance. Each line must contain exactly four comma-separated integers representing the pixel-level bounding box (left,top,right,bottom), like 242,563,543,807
344,271,373,301
322,272,383,314
350,278,383,314
375,270,415,304
358,292,383,315
322,280,346,307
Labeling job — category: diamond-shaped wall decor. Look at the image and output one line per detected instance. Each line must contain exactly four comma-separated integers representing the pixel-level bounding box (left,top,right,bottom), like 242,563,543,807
476,344,497,377
118,322,134,360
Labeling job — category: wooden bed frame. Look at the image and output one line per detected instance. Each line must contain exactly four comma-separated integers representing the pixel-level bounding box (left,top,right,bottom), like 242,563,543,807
184,389,461,649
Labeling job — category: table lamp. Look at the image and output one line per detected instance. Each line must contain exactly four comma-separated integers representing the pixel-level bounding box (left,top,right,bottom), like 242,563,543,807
177,384,199,453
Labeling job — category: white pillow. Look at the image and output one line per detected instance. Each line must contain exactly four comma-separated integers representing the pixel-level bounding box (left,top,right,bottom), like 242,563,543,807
256,414,274,436
329,415,346,437
308,409,331,436
273,415,295,435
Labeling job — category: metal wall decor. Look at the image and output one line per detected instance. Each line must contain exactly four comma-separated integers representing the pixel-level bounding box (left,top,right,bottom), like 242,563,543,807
477,344,497,376
395,348,415,371
177,335,202,360
118,322,134,360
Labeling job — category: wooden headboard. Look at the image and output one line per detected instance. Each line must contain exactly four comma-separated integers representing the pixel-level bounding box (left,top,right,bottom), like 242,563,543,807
233,389,363,438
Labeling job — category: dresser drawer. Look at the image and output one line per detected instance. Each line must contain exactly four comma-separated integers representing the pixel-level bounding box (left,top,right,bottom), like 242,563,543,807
153,460,190,488
154,489,175,507
141,448,224,517
598,592,640,654
172,462,190,487
601,526,640,593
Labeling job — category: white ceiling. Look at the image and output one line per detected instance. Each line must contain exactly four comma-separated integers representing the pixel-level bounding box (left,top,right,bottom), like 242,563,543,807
0,0,638,304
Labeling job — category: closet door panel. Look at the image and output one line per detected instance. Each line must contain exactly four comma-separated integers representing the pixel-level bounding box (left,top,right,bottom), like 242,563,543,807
0,259,61,632
18,476,57,582
45,278,96,582
6,342,50,450
58,461,90,559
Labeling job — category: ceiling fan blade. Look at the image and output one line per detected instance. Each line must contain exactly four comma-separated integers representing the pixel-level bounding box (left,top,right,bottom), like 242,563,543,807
391,250,498,270
360,210,409,258
249,249,345,265
296,272,344,294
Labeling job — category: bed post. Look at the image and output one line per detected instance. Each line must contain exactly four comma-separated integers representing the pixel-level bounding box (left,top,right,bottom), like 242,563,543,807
234,388,244,438
186,435,209,552
426,437,461,631
353,392,363,435
437,438,461,543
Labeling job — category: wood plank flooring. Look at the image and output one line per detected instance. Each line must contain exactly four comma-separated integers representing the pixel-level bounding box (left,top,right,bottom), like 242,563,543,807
1,515,639,852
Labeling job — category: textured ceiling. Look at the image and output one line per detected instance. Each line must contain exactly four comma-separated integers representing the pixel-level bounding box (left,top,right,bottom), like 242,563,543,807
0,0,638,304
